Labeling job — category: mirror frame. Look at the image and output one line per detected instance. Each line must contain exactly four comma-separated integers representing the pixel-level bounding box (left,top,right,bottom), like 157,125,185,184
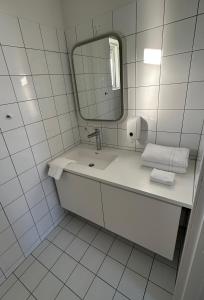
71,32,124,122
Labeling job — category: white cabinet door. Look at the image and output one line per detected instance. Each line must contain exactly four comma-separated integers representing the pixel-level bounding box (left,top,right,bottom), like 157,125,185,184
101,184,181,259
56,172,104,226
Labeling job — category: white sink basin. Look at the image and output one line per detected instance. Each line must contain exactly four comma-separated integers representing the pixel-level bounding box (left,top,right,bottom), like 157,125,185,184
65,148,117,170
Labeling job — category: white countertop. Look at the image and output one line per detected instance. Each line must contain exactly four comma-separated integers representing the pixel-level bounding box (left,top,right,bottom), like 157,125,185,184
51,144,195,209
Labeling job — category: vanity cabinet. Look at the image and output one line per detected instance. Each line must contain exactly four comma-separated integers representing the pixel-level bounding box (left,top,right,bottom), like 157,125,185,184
56,173,104,226
101,184,181,260
56,172,182,260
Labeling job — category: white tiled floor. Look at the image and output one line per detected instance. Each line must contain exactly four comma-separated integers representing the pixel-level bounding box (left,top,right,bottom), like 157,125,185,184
0,213,183,300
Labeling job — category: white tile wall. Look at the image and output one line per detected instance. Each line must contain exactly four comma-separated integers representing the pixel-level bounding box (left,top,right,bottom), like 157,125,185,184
66,0,204,157
0,11,79,282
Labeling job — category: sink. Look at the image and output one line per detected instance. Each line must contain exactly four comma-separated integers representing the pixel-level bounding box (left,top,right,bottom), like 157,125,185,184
65,148,117,170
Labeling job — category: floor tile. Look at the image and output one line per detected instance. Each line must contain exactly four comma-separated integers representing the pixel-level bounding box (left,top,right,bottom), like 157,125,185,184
144,282,173,300
155,248,180,270
92,230,114,253
113,291,130,300
20,260,47,292
46,226,62,241
127,248,153,278
84,277,115,300
14,255,35,277
52,229,75,250
59,214,73,228
149,260,176,294
51,253,77,282
27,296,36,300
56,285,81,300
66,237,89,261
118,268,147,300
0,275,17,298
32,240,50,257
66,264,95,298
38,243,62,269
33,272,63,300
80,246,105,273
98,256,124,288
108,239,132,265
78,224,98,243
2,280,30,300
65,217,85,234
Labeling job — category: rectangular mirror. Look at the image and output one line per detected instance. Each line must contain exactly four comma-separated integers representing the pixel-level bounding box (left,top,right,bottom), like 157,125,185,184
71,34,123,121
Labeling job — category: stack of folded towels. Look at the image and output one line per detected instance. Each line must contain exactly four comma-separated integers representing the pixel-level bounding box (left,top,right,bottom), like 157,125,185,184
141,143,190,185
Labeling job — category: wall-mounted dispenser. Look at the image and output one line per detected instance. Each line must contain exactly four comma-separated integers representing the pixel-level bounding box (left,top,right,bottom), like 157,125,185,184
127,116,141,142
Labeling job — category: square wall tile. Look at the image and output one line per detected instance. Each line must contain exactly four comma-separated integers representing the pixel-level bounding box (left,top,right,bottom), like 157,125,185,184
137,0,164,32
159,83,187,109
102,128,117,145
93,11,113,36
19,226,39,255
113,2,136,36
19,100,41,125
41,25,59,51
186,82,204,109
136,86,159,109
25,183,44,209
31,199,49,223
11,76,36,101
44,117,60,138
0,48,8,75
157,110,183,132
0,134,9,159
161,53,191,84
27,49,48,75
48,135,63,156
156,132,180,147
19,18,43,50
124,35,136,64
136,61,160,87
55,95,69,115
26,122,46,146
190,50,204,81
50,75,66,95
12,211,34,238
32,141,50,164
18,167,40,192
0,13,23,47
5,195,28,224
194,14,204,51
39,97,56,119
62,130,74,148
0,177,23,207
163,18,195,56
11,148,35,174
3,46,31,75
33,75,52,98
136,27,162,62
165,0,198,23
0,76,16,105
0,103,23,131
46,52,63,74
57,29,67,53
0,157,16,185
199,0,204,13
76,20,93,42
182,110,204,134
3,127,29,154
180,133,200,155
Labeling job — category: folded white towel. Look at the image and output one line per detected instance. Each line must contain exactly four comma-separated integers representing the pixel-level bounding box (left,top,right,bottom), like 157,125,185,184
150,168,175,186
142,160,187,174
142,143,189,169
48,158,75,180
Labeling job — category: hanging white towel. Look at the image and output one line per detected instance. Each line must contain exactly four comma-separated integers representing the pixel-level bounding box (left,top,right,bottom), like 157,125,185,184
48,157,75,180
150,168,175,186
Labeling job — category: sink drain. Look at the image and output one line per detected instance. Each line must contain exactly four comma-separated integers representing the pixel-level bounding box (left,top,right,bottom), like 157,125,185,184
88,163,95,167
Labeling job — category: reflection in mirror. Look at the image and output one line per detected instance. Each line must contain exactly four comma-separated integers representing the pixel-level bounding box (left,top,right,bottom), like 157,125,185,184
72,35,123,121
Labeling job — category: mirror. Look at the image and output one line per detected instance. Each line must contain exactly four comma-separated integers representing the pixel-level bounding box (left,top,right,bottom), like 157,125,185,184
71,34,123,121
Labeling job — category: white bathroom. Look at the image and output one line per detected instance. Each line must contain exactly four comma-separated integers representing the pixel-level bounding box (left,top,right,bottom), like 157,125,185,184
0,0,204,299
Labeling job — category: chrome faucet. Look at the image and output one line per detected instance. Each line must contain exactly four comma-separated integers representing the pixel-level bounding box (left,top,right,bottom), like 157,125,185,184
87,128,102,150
